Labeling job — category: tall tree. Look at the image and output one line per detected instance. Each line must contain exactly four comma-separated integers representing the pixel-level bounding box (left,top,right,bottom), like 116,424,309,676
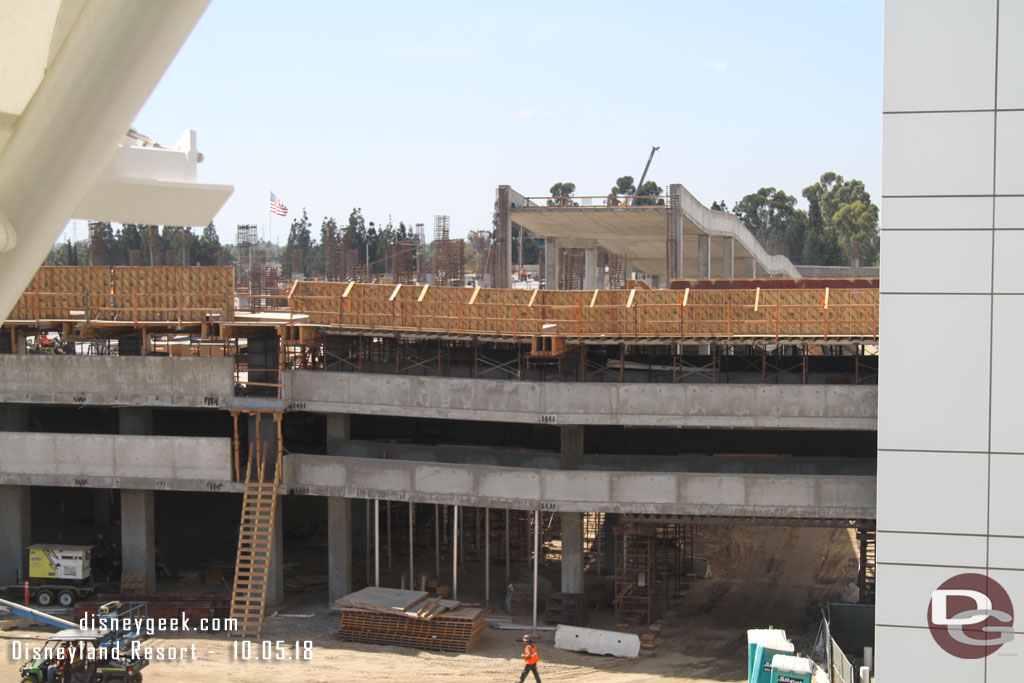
547,182,576,207
281,209,314,277
731,187,805,256
633,180,664,205
802,172,877,265
197,223,222,266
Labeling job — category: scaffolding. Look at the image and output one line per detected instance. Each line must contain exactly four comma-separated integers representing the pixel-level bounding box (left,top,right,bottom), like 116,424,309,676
608,253,627,290
558,248,585,290
433,215,450,241
249,249,277,311
393,240,417,285
433,239,464,287
492,186,510,288
146,226,162,267
87,222,106,266
613,524,658,624
236,225,258,288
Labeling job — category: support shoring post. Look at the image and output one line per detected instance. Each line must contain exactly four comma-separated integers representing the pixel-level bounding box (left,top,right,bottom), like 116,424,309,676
484,507,490,608
453,504,459,601
532,509,539,635
387,500,392,572
374,499,380,587
434,503,440,583
408,503,414,591
505,509,510,585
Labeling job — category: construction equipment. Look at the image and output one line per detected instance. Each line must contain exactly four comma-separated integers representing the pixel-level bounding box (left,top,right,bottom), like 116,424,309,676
631,146,660,205
0,544,98,607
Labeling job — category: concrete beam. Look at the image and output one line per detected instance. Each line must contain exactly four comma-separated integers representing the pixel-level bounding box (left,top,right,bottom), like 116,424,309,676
284,455,876,519
0,486,30,583
0,356,235,408
121,489,155,593
0,433,236,490
328,496,352,601
560,512,584,593
291,372,878,430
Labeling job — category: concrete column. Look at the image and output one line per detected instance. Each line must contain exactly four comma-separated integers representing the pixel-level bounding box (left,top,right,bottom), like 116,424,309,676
16,329,28,355
722,237,734,278
0,405,28,431
0,486,30,583
560,512,584,594
267,496,284,606
583,248,597,290
667,184,684,280
327,497,352,601
118,407,152,435
120,489,156,593
746,257,757,278
327,414,351,455
560,425,584,470
93,490,112,526
698,234,710,279
544,238,560,290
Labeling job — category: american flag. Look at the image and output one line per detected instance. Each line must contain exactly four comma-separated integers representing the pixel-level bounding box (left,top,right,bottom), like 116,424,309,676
269,192,288,217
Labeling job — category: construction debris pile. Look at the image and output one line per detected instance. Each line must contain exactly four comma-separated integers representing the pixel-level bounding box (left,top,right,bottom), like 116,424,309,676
335,587,485,653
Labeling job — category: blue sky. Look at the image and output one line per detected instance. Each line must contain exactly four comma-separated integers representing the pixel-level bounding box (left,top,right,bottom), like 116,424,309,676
128,0,882,244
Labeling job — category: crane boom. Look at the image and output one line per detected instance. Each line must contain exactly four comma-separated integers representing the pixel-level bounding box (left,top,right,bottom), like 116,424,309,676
633,146,660,204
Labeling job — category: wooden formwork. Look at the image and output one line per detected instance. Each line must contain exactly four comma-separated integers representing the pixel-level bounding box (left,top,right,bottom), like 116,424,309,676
9,266,234,323
11,268,879,340
288,281,878,341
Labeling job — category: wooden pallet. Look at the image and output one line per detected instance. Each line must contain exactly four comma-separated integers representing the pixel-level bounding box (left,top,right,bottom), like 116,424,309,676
228,444,280,639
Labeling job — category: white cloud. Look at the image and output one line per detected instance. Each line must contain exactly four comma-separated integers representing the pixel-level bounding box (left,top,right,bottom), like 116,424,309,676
700,61,729,72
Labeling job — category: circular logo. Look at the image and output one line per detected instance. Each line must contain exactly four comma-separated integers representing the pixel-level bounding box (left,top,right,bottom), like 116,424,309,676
927,573,1014,658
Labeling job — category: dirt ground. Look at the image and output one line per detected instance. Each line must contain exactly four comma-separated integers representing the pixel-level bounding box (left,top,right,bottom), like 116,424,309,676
0,525,860,682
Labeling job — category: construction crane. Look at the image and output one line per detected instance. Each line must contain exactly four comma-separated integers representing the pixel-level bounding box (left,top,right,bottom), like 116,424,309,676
631,146,660,205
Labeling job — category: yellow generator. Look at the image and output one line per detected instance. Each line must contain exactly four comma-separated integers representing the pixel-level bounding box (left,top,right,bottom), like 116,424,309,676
28,544,92,581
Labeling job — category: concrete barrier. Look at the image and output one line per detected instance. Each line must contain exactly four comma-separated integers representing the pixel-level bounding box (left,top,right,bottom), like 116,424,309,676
555,625,641,658
0,356,235,408
284,454,876,518
0,432,236,491
289,372,877,430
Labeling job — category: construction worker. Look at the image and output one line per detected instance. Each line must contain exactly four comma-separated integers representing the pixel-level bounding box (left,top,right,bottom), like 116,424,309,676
518,634,541,683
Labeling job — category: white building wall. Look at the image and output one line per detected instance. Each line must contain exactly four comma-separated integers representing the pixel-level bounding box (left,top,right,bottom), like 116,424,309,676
879,1,1024,679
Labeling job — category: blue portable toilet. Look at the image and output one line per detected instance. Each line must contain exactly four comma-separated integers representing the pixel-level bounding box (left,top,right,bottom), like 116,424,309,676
769,654,813,683
746,629,792,683
752,639,795,683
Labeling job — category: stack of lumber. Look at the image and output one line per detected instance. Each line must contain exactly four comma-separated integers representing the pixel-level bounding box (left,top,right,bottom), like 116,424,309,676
335,587,485,653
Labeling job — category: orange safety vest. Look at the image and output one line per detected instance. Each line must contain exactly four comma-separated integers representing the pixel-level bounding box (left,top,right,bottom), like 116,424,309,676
523,643,539,665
